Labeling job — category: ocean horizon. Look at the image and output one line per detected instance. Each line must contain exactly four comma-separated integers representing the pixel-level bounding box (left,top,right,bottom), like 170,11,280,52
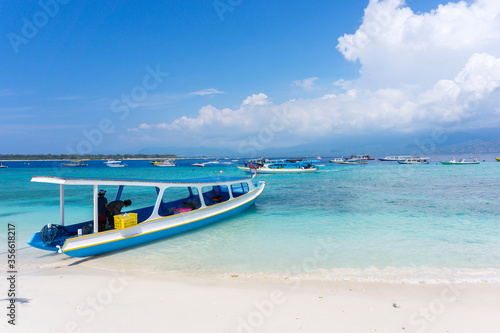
1,154,499,284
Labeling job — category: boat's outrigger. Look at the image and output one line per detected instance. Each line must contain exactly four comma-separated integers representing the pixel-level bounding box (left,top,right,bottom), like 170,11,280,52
28,176,265,257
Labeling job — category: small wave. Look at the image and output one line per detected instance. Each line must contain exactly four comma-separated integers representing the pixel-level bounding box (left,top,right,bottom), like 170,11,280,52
222,267,500,284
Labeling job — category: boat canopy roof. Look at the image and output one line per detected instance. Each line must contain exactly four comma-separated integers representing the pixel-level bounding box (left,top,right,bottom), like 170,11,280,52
31,176,251,186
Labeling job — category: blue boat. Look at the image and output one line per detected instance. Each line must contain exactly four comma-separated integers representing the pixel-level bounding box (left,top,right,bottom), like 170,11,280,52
28,175,265,257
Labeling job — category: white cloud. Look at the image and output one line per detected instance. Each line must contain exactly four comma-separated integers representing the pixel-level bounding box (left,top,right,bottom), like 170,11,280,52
134,122,169,130
337,0,500,88
190,88,225,96
242,93,270,106
130,52,500,146
128,0,500,151
292,77,319,91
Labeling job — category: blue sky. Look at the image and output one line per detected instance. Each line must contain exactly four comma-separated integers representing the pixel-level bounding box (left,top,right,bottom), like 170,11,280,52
1,0,499,156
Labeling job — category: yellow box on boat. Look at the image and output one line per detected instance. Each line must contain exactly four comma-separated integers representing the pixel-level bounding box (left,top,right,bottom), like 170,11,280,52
114,213,138,229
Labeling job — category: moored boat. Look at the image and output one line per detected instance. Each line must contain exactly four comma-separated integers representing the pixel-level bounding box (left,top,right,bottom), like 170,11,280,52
151,159,177,167
398,156,430,164
339,160,367,165
440,157,480,165
346,155,374,162
238,159,318,174
61,160,88,167
27,175,265,257
329,157,345,163
378,155,411,161
104,160,127,167
191,163,206,167
0,163,8,168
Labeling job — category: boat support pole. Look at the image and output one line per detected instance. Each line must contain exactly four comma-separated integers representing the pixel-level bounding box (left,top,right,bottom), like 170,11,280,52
197,186,207,208
116,185,124,201
93,185,98,233
60,184,65,226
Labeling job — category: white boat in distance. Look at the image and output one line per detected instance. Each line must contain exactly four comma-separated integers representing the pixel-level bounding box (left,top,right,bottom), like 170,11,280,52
329,157,345,163
104,160,127,168
378,155,412,161
345,155,374,162
151,159,177,167
339,160,368,165
28,175,265,257
440,157,480,165
0,163,8,168
398,156,430,164
191,163,206,167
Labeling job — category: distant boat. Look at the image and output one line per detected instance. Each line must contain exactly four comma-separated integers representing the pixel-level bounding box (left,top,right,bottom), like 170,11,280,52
440,157,480,165
339,160,367,165
378,155,411,162
61,160,88,167
104,160,127,168
238,159,318,174
346,155,374,162
398,156,430,164
191,163,206,167
329,157,345,163
0,163,8,168
151,159,177,167
496,157,500,162
285,157,323,166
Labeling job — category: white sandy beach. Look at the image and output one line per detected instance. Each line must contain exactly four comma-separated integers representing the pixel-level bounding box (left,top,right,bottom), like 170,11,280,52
4,264,500,333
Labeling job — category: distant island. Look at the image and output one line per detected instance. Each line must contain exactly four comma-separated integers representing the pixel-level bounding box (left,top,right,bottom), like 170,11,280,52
0,154,177,161
434,139,500,155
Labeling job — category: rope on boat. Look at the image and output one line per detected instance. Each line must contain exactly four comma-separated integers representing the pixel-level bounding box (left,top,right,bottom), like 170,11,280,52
40,224,72,245
41,224,59,244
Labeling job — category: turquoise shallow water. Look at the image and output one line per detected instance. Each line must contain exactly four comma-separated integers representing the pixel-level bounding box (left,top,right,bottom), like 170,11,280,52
1,157,500,283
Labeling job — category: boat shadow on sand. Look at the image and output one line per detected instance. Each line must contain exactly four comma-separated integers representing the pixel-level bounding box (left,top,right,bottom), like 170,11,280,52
67,255,111,266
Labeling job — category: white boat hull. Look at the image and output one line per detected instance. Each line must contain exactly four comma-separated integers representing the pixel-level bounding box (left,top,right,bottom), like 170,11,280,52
105,160,127,167
237,166,318,174
339,161,367,165
378,156,411,161
398,161,429,164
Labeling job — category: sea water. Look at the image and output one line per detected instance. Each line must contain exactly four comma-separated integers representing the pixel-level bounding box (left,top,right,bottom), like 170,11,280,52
1,156,499,283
